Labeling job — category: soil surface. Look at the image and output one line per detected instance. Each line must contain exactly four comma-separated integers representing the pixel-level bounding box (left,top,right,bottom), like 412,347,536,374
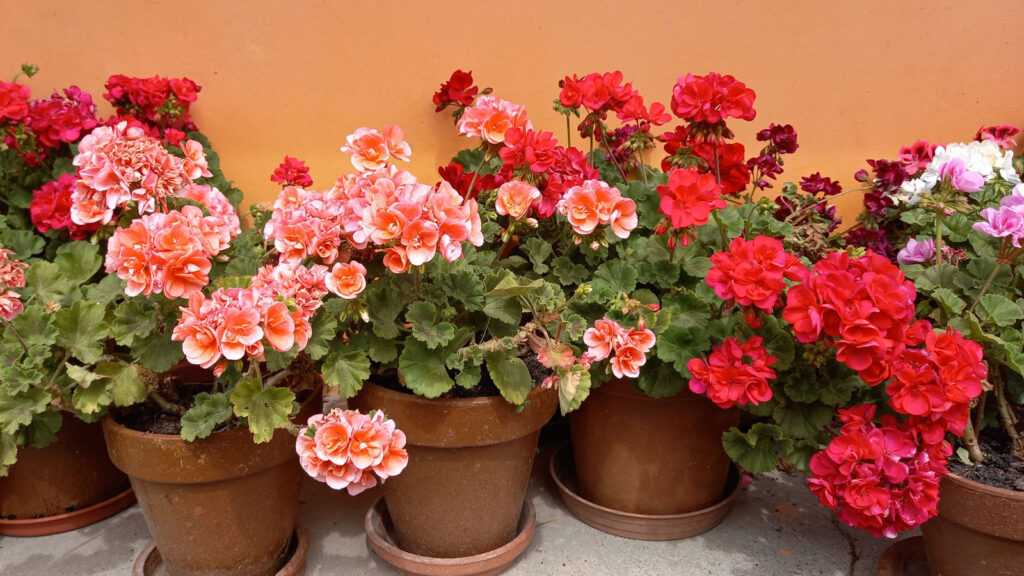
948,437,1024,492
115,381,219,435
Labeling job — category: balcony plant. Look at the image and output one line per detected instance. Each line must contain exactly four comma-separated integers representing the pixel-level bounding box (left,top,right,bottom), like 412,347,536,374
846,127,1024,573
0,66,232,534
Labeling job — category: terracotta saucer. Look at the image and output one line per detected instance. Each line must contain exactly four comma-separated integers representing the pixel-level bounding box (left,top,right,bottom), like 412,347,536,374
0,487,136,537
365,496,536,576
132,524,309,576
878,536,929,576
549,442,740,540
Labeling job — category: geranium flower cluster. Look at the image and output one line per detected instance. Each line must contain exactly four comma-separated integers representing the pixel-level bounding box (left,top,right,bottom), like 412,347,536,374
582,318,656,379
457,95,532,145
296,409,408,496
686,336,777,409
433,69,479,114
1,82,100,166
807,405,951,538
340,125,411,172
270,156,314,187
0,248,27,322
30,173,102,240
495,127,600,217
972,183,1024,248
706,236,807,325
105,184,240,299
104,74,201,135
172,262,328,370
556,179,637,242
71,122,211,226
892,137,1020,205
655,167,725,246
782,251,918,384
670,72,756,127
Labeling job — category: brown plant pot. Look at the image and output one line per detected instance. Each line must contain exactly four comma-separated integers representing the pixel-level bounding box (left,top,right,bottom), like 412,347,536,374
569,378,739,515
133,524,310,576
349,382,557,559
921,472,1024,576
0,416,134,536
103,374,322,576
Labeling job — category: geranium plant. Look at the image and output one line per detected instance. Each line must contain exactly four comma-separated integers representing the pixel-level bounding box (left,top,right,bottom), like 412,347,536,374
0,69,248,474
850,127,1024,481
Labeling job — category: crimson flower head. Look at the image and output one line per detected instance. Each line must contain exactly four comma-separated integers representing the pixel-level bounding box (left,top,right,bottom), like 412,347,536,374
433,70,478,112
670,72,756,124
897,140,938,174
656,167,725,229
799,173,842,197
687,336,777,409
692,142,750,195
0,81,31,122
271,156,314,187
706,235,807,315
975,124,1020,150
756,123,798,154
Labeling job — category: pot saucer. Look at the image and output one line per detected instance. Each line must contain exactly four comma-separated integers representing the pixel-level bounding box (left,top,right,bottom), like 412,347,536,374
365,497,536,576
549,442,740,540
0,487,136,537
132,524,309,576
878,536,928,576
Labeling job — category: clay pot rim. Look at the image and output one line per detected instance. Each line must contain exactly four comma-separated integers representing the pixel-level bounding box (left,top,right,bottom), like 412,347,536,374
0,487,136,537
591,377,694,401
550,442,740,521
131,523,310,576
944,470,1024,500
365,496,536,572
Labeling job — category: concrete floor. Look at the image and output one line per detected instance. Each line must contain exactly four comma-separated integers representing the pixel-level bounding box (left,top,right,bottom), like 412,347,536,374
0,441,904,576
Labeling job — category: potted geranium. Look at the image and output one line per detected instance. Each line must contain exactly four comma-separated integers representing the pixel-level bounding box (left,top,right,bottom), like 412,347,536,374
0,66,224,535
273,71,639,572
847,126,1024,574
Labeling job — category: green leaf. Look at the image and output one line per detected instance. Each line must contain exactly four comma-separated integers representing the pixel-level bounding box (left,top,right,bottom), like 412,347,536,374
557,364,591,413
0,387,50,435
931,288,967,317
783,440,820,473
322,350,371,397
485,276,545,298
54,301,108,364
181,392,232,441
54,242,102,284
83,275,127,307
522,237,553,274
552,256,589,286
722,423,789,474
364,283,405,339
591,261,638,300
94,362,147,406
0,230,44,260
915,263,959,292
980,294,1024,327
231,378,295,443
399,338,453,398
132,331,185,373
635,360,687,398
367,333,399,364
773,401,833,439
818,373,862,406
65,363,103,389
110,300,158,347
455,363,481,389
0,432,17,476
485,351,533,405
24,261,74,305
304,303,339,361
654,326,710,375
23,411,62,448
406,301,456,350
681,255,713,278
71,378,113,414
483,296,522,325
4,305,56,349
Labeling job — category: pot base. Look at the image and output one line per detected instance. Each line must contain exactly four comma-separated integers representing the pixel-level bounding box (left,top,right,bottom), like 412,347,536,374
877,536,928,576
132,524,309,576
0,487,136,537
365,496,535,576
550,443,739,540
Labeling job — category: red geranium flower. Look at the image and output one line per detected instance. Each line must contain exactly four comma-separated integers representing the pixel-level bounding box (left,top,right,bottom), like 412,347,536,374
655,168,725,229
433,70,478,112
670,72,757,124
271,156,314,188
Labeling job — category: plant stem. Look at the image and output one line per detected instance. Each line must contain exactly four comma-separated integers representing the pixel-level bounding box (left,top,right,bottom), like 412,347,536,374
457,321,542,361
711,210,729,251
968,262,1003,314
149,390,186,416
635,120,648,186
595,119,628,182
565,115,572,148
994,377,1023,458
465,148,490,197
961,413,986,463
935,210,944,266
974,390,988,437
1,319,30,355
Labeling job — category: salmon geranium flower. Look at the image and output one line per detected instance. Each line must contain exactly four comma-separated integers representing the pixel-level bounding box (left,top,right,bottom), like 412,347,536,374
325,260,367,299
297,409,408,495
495,180,541,220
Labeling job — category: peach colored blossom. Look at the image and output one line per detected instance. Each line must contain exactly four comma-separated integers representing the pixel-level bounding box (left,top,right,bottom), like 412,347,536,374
264,301,296,352
341,127,390,172
325,261,367,299
495,180,541,220
161,250,211,299
372,429,408,481
348,418,390,470
401,219,440,266
560,185,600,235
383,246,409,273
217,307,264,360
611,345,647,379
457,95,532,145
383,124,412,163
624,326,657,354
313,418,354,465
609,197,638,239
181,139,213,180
583,318,621,361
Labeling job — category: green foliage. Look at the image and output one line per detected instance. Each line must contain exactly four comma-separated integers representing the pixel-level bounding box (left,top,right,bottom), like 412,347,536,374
722,423,788,474
54,242,102,284
407,301,456,349
54,301,108,364
485,351,533,405
399,338,453,398
323,350,371,397
181,392,232,441
230,378,295,443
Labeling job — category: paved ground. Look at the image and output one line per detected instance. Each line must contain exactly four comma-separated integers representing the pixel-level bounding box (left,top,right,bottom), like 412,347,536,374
0,438,904,575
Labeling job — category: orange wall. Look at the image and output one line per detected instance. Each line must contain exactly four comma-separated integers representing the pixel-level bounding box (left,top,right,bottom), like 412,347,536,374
4,0,1024,218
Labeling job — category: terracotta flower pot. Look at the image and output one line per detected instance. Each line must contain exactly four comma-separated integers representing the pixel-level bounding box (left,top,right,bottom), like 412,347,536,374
0,416,133,535
569,378,739,515
349,382,557,558
103,374,322,576
921,472,1024,576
